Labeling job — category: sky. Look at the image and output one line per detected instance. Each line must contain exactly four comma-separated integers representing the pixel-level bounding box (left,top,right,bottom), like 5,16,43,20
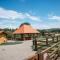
0,0,60,29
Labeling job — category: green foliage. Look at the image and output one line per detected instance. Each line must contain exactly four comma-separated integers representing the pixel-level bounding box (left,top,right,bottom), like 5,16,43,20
20,22,31,27
7,33,13,39
0,28,16,39
0,41,22,45
38,28,60,36
37,29,47,36
3,28,15,32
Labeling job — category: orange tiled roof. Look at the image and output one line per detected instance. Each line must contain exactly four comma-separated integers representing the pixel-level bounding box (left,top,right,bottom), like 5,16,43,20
13,24,39,34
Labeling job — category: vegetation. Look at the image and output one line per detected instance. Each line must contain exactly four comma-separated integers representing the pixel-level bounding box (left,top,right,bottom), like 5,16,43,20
21,22,30,25
0,28,15,39
38,28,60,36
20,22,31,27
0,27,60,39
0,41,22,45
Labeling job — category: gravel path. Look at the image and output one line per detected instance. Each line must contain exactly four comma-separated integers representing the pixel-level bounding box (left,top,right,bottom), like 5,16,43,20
0,40,36,60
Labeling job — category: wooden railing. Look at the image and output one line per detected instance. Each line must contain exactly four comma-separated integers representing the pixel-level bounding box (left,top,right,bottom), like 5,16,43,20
33,33,60,51
26,34,60,60
38,42,60,60
26,42,60,60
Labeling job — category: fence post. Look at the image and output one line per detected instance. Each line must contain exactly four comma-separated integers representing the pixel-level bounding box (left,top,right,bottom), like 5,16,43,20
46,37,48,45
56,36,58,42
33,35,37,51
34,37,37,51
38,53,43,60
51,33,55,43
52,37,54,43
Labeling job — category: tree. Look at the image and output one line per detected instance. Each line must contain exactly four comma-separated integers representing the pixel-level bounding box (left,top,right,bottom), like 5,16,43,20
20,22,31,27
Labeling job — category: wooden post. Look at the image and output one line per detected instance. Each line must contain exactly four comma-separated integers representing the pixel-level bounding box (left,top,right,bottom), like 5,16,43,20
59,35,60,41
46,37,48,45
21,34,24,40
38,54,40,60
35,37,37,51
14,34,16,40
33,34,37,51
33,34,35,45
33,38,35,45
38,53,43,60
23,34,25,41
45,33,49,45
56,36,58,42
52,37,54,43
51,33,55,43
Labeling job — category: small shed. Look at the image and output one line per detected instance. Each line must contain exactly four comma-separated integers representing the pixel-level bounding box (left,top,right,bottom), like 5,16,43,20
0,37,7,44
13,23,40,40
0,31,7,44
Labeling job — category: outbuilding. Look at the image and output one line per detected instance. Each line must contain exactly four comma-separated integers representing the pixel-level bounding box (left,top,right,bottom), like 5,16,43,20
0,31,7,44
13,23,40,40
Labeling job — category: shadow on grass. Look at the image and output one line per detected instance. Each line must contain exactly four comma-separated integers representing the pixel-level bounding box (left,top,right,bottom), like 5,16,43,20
0,41,23,45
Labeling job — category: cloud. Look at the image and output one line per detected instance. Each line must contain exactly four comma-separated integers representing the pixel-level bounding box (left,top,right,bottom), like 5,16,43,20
0,7,40,21
0,7,25,19
0,24,17,29
32,23,50,29
48,14,60,21
33,22,60,29
0,7,42,29
25,13,40,21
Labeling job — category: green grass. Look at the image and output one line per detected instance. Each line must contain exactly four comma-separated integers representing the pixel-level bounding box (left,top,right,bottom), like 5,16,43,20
0,41,23,45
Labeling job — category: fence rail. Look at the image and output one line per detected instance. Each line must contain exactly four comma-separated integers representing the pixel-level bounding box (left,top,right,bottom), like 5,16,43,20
26,34,60,60
26,42,60,60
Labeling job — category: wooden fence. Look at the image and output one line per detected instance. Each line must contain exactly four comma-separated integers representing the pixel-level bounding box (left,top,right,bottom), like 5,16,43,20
26,33,60,60
26,42,60,60
33,33,60,51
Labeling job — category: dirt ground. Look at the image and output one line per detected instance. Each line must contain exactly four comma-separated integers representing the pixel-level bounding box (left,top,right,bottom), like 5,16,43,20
0,40,36,60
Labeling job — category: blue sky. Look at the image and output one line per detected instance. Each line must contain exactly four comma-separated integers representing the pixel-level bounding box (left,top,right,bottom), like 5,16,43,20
0,0,60,29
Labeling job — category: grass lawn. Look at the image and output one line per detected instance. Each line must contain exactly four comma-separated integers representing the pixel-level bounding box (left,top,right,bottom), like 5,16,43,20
0,41,23,45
